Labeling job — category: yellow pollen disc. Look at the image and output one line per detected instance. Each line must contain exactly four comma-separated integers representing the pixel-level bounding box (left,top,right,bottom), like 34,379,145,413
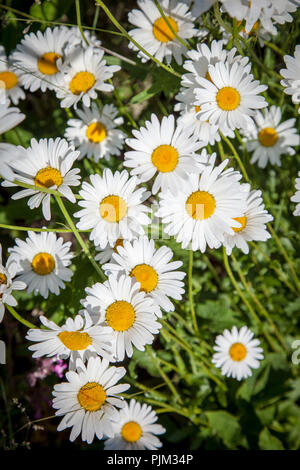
121,421,142,443
130,264,158,293
216,86,241,111
86,122,107,143
105,301,135,332
258,127,278,147
151,144,179,173
232,216,247,233
0,71,18,90
32,252,55,276
195,105,201,113
37,52,61,75
69,71,96,95
229,342,247,361
58,331,92,351
186,191,216,220
77,382,106,412
113,238,124,253
153,16,178,42
99,195,127,223
34,167,63,189
0,273,7,285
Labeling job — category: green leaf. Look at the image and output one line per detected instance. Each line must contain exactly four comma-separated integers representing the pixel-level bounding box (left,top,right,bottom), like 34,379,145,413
259,428,284,450
206,411,242,448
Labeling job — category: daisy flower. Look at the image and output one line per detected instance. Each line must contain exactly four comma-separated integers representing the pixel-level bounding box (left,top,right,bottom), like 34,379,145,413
65,27,102,51
124,114,204,195
104,399,166,450
291,171,300,216
82,274,162,362
156,151,247,252
53,47,120,108
0,45,25,104
74,169,151,249
212,325,264,381
128,0,200,65
0,99,25,135
10,26,75,92
241,106,300,168
64,103,126,162
0,143,22,181
194,60,268,134
0,244,26,323
7,231,74,299
223,184,273,255
280,45,300,114
52,356,129,444
2,138,80,221
26,311,113,369
95,238,129,265
103,236,186,314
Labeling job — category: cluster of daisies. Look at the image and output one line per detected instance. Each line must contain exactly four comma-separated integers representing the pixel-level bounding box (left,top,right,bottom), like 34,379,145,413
0,0,300,449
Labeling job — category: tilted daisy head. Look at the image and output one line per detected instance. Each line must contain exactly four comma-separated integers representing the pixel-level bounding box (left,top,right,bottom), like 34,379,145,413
125,113,204,194
53,47,120,109
7,231,74,299
280,45,300,112
212,325,264,381
2,137,80,221
156,151,247,252
0,99,25,135
103,236,186,314
82,274,162,362
128,0,200,65
104,399,166,450
64,103,126,162
26,311,113,369
52,356,129,443
0,45,25,105
74,169,151,249
291,171,300,216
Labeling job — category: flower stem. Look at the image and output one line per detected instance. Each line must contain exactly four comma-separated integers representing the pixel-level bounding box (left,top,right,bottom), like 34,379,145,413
221,133,249,182
0,223,90,233
188,248,199,335
6,305,36,329
75,0,89,46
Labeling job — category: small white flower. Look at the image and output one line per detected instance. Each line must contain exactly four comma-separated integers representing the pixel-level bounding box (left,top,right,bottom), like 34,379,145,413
291,171,300,216
124,114,204,195
82,274,162,362
64,103,126,162
2,138,80,221
0,244,26,322
103,236,186,314
0,99,25,134
242,106,300,168
52,356,129,443
7,231,74,299
212,325,264,381
26,311,113,369
104,399,166,450
280,45,300,114
0,45,25,104
53,47,120,108
74,169,151,249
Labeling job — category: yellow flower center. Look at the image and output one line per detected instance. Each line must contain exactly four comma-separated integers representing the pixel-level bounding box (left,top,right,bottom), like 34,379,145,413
77,382,106,412
232,216,247,233
86,122,107,143
69,71,96,95
31,252,55,275
0,71,18,90
205,71,212,82
151,145,178,173
113,238,124,253
229,342,247,361
186,191,216,220
258,127,278,147
99,195,127,223
121,421,142,443
237,19,259,34
216,87,241,111
37,52,61,75
153,16,178,43
130,264,158,293
105,300,135,331
195,105,201,113
58,331,92,351
34,167,63,189
0,273,7,285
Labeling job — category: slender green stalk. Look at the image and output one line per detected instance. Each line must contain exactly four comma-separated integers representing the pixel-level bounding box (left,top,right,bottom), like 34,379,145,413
232,18,244,57
188,248,199,334
92,4,101,31
217,140,226,161
95,0,181,78
75,0,89,45
214,2,232,34
147,347,182,403
264,41,285,56
0,223,90,233
55,196,105,281
221,133,249,182
6,305,36,329
154,0,190,48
